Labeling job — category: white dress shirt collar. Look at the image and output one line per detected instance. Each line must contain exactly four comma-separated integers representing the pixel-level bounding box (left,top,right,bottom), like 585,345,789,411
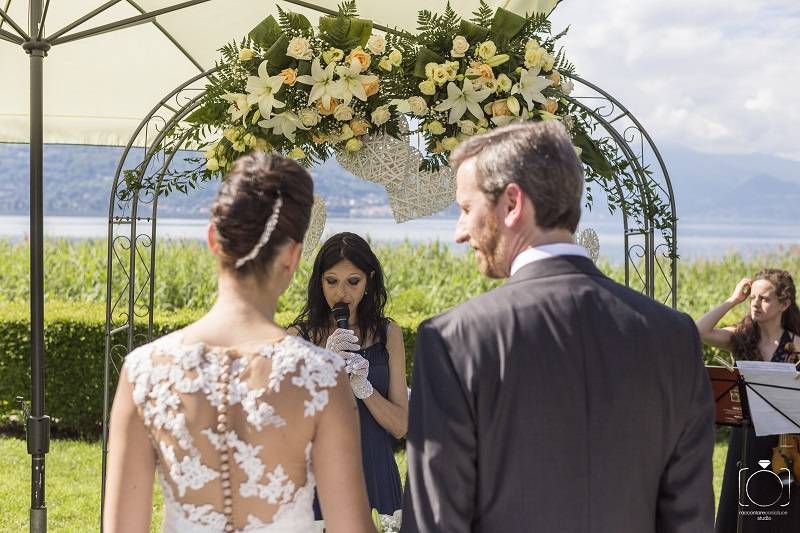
509,243,590,277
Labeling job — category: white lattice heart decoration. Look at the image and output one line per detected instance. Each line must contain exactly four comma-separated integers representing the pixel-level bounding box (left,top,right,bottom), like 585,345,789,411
577,227,600,262
336,120,416,188
302,194,326,259
385,164,456,223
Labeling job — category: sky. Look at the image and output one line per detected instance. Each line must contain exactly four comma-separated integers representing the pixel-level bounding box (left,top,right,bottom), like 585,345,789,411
549,0,800,160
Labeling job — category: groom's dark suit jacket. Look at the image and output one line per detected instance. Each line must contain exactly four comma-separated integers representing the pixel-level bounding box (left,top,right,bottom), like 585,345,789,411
401,255,714,533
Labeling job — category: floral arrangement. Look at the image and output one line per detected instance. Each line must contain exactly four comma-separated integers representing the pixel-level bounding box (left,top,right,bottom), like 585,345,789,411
372,508,402,533
381,2,577,170
181,1,405,178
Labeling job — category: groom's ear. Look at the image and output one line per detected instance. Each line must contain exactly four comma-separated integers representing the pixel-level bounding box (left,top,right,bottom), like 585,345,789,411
500,183,527,229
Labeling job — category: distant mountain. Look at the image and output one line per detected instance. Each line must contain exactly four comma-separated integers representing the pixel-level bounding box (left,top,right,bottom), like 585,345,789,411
1,142,798,220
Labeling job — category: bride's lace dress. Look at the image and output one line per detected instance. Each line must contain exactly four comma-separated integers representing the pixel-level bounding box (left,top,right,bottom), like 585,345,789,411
123,331,344,532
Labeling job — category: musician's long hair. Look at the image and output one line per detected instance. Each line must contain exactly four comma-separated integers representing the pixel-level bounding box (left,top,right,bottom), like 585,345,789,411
730,269,800,360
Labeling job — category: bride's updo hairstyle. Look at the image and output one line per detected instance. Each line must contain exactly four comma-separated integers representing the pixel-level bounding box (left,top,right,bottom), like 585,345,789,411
211,151,313,276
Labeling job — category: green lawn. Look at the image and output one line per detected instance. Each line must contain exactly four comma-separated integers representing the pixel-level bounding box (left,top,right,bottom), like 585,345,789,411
1,437,726,530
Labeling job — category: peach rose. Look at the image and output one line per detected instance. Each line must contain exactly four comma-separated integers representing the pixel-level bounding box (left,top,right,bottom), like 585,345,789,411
544,98,559,114
362,76,380,97
489,99,511,117
317,98,338,116
347,47,371,71
350,118,370,136
547,71,561,86
280,68,298,86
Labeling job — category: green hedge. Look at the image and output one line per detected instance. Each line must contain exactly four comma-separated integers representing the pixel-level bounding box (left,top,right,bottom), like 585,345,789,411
0,302,423,437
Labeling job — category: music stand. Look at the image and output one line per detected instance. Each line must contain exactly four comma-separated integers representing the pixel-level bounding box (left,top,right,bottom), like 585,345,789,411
708,364,800,533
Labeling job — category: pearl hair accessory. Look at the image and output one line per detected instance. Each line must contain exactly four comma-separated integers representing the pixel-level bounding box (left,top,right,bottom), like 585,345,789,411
235,193,283,269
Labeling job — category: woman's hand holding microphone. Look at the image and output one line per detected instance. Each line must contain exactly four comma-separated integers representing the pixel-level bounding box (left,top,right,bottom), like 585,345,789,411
325,328,373,400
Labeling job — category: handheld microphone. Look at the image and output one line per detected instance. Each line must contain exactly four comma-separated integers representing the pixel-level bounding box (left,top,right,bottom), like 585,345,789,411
332,302,350,330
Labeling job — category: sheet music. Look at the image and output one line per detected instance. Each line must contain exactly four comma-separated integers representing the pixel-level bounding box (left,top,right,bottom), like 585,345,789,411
737,361,800,436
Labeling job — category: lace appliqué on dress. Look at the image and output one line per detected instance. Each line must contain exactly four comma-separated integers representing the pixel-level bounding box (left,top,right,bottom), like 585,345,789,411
125,334,344,531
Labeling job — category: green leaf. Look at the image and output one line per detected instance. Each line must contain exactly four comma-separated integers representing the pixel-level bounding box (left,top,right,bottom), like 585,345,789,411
319,15,373,49
490,7,527,41
573,129,614,179
284,11,312,30
458,20,489,43
248,15,282,49
185,102,227,125
414,47,445,78
264,34,292,69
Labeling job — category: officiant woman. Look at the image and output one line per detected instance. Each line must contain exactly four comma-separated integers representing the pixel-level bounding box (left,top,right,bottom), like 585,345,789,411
289,232,406,517
696,268,800,531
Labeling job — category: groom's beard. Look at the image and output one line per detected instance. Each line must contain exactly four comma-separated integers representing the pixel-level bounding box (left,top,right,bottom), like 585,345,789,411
474,212,505,279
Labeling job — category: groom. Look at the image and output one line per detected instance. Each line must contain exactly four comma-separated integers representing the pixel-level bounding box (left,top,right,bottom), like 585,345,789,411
401,121,714,532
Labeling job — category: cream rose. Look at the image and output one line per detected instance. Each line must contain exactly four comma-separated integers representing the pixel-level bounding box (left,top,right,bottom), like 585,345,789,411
451,35,469,58
496,74,513,93
525,48,545,69
288,147,306,160
424,62,437,80
459,120,476,135
418,80,436,95
477,40,497,60
525,39,540,53
442,137,460,151
339,124,355,141
299,108,321,127
334,104,354,122
547,71,562,86
543,54,555,72
206,158,220,172
345,138,363,152
238,48,255,62
379,57,393,71
407,96,428,116
367,35,386,55
388,50,403,67
371,105,391,126
427,120,446,135
561,80,574,95
322,48,345,64
432,66,449,85
286,37,313,60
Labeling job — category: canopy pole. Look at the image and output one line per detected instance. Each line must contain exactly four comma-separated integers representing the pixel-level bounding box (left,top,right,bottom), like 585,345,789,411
25,1,51,532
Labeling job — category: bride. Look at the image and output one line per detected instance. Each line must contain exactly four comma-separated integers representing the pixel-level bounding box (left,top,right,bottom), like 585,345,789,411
103,152,374,532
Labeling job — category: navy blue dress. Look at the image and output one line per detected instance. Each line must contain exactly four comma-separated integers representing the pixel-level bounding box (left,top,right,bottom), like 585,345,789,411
716,330,800,532
301,325,403,518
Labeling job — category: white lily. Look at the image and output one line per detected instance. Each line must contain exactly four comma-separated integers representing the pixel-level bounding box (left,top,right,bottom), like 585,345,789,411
335,59,372,104
434,79,493,124
246,61,286,119
296,58,342,107
511,66,552,109
258,111,308,143
221,92,251,125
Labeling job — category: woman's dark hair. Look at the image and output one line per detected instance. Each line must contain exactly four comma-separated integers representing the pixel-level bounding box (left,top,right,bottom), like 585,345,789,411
730,268,800,360
211,151,313,276
291,233,389,346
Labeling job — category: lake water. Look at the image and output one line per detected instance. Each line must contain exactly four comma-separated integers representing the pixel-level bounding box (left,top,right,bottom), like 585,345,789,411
1,214,798,263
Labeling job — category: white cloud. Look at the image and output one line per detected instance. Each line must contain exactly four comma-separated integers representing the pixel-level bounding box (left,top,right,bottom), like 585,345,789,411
550,0,800,159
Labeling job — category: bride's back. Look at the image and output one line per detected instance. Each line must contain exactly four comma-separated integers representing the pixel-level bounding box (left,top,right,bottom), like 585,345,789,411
125,331,343,531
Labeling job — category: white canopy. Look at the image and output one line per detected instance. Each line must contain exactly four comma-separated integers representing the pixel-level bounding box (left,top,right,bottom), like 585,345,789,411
0,0,555,147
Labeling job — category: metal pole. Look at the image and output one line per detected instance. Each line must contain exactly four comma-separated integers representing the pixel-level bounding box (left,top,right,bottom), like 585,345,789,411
24,1,51,532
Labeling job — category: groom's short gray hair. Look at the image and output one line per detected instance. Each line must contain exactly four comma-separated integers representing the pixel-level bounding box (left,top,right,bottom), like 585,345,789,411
449,121,583,233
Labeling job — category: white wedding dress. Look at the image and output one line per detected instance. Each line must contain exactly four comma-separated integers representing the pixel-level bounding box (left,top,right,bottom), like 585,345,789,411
124,332,344,532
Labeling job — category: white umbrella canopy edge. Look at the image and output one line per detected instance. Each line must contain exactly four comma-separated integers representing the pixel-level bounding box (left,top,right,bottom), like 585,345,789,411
0,0,556,147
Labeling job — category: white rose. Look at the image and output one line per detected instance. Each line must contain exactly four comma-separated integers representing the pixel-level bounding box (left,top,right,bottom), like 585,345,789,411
562,80,574,95
334,104,354,122
525,39,540,53
299,108,321,127
442,137,460,151
345,138,364,152
238,48,255,62
286,37,313,60
451,35,469,58
424,62,437,79
367,35,386,55
379,57,393,71
407,96,428,116
543,54,555,72
339,123,354,141
206,158,219,172
371,105,391,126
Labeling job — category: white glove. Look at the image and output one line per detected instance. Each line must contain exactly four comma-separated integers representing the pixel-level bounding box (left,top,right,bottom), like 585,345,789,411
346,353,373,399
325,328,360,355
